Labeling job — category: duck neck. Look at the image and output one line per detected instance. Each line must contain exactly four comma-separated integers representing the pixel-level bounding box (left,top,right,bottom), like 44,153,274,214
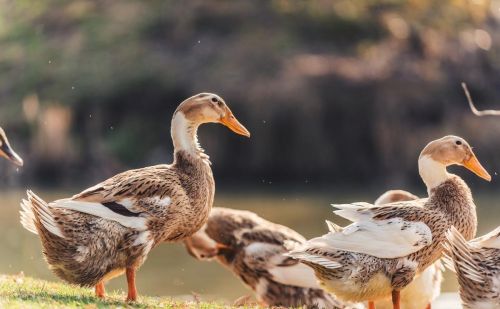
418,155,450,194
171,112,204,158
428,174,477,240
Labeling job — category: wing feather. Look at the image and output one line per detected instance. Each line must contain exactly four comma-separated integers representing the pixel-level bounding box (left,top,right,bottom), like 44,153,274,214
443,226,483,283
311,218,432,258
267,254,322,289
470,226,500,249
51,199,148,231
46,165,179,230
326,201,433,258
285,251,342,270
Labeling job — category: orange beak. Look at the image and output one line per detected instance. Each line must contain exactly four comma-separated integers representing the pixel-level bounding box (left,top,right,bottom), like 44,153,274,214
463,152,491,181
215,243,230,250
220,109,251,138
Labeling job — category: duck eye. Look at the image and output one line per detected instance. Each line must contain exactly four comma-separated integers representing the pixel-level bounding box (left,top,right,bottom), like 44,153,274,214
211,97,218,103
456,140,462,145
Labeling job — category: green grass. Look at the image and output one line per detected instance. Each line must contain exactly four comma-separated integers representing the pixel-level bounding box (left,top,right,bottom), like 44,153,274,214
0,274,249,309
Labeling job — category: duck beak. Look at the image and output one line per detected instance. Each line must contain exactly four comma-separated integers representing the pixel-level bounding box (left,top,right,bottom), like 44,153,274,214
220,109,251,138
215,243,232,256
463,152,491,181
0,143,23,167
215,243,230,251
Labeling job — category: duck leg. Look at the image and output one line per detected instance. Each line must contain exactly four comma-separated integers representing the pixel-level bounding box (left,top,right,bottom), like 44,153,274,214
391,290,400,309
126,267,138,302
368,301,376,309
390,264,415,309
425,305,431,309
95,281,105,298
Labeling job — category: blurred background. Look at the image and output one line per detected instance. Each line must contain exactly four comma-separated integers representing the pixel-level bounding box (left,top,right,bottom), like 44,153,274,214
0,0,499,303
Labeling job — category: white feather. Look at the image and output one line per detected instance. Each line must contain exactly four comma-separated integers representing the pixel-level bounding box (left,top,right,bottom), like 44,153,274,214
325,220,342,233
244,242,273,256
133,231,154,254
285,251,341,270
471,226,500,250
143,196,171,207
244,241,330,288
441,253,456,273
23,191,65,238
51,199,148,231
332,202,374,222
445,227,484,283
254,279,268,301
268,257,321,289
283,240,302,251
119,198,134,208
307,218,432,259
75,246,89,263
244,242,323,289
171,112,198,154
418,155,449,191
20,199,38,235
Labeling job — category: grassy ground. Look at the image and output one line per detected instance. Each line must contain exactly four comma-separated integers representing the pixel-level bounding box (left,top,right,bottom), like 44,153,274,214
0,273,248,309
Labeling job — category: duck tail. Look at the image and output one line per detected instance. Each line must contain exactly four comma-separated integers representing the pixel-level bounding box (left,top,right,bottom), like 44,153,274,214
20,196,37,235
443,226,482,283
20,190,64,239
325,220,343,233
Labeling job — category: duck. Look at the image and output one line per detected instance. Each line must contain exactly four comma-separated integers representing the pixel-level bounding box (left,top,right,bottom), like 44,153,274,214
373,190,418,206
373,190,442,309
184,207,363,309
286,135,491,309
19,93,250,302
443,226,500,309
0,127,23,166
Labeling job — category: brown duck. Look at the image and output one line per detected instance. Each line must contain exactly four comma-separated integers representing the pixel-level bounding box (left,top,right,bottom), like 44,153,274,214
184,207,363,309
286,136,491,309
0,127,23,166
20,93,250,302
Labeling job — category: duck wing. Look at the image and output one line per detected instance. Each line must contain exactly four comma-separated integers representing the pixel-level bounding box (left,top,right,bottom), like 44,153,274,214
321,201,433,259
50,165,181,231
239,232,321,289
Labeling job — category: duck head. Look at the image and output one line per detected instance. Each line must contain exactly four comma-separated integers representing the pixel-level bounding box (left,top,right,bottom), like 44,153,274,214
0,128,23,167
171,93,250,155
175,93,250,137
418,135,490,190
184,228,229,260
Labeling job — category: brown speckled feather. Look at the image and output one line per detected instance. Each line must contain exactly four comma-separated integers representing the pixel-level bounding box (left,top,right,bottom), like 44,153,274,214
443,226,500,308
71,150,215,242
21,149,214,287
